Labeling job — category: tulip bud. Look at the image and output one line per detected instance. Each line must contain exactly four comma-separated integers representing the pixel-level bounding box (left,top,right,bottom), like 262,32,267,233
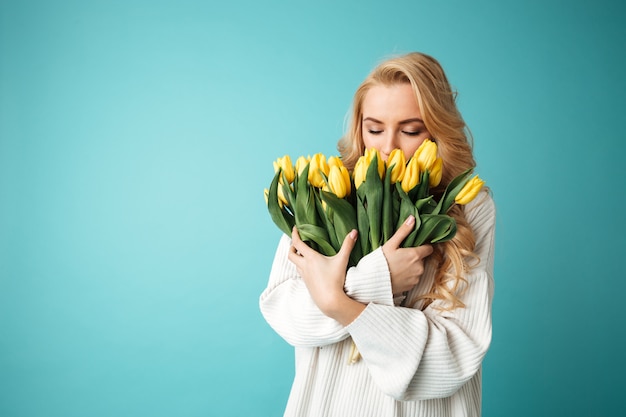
327,165,350,198
339,166,351,196
277,183,289,208
455,175,485,205
353,155,368,190
273,155,295,184
429,157,443,187
308,153,329,188
364,148,385,179
401,156,420,193
295,155,310,176
414,139,438,172
327,156,344,170
387,149,406,184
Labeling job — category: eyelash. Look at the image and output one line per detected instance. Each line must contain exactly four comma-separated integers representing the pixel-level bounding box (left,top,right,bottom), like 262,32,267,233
367,129,421,136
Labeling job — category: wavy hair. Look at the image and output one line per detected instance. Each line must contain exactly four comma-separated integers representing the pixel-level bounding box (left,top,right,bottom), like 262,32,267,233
338,52,478,310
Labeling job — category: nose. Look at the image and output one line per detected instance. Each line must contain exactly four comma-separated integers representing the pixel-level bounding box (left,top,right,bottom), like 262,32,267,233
380,131,398,161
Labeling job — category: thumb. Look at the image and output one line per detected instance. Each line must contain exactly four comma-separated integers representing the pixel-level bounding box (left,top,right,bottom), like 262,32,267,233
386,215,416,249
337,229,358,261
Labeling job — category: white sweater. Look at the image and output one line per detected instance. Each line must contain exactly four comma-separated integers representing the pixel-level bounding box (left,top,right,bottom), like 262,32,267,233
260,192,496,417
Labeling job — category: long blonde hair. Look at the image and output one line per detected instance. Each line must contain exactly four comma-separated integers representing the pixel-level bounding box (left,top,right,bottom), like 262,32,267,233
338,52,477,310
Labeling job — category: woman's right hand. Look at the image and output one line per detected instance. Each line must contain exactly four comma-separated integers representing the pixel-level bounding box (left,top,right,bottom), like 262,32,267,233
382,215,434,296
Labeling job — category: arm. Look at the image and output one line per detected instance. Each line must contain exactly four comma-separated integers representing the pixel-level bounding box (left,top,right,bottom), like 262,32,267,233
344,214,432,306
346,192,496,400
259,234,350,347
260,215,435,346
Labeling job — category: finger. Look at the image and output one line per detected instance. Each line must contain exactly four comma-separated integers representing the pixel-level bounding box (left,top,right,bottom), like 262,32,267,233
290,226,311,255
337,229,358,261
415,244,434,258
385,215,416,249
287,247,302,268
288,244,304,267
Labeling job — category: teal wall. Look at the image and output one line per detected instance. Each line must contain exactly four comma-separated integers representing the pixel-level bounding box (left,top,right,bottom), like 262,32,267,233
1,1,624,416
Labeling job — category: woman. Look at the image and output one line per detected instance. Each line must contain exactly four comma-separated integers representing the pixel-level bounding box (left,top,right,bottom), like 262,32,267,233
260,52,496,417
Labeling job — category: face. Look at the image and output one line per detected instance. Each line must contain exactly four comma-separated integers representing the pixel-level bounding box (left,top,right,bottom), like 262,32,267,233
361,83,431,161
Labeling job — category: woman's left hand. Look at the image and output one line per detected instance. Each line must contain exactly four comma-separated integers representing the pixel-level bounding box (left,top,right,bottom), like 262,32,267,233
288,227,365,325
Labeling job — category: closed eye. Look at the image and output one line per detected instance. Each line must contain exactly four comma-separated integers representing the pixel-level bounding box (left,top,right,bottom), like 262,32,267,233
368,129,383,134
402,130,421,136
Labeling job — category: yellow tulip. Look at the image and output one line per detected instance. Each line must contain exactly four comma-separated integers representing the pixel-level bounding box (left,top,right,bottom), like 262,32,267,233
263,188,269,205
277,183,289,208
295,155,310,176
414,139,438,172
353,155,368,190
327,156,344,170
273,155,295,183
429,157,443,187
326,165,350,198
387,149,406,184
364,148,385,179
340,166,351,196
455,175,485,205
401,156,420,193
308,153,329,188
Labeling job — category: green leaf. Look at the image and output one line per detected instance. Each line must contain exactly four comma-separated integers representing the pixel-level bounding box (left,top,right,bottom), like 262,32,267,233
297,223,337,256
436,168,474,214
267,170,295,235
413,214,457,246
356,193,371,256
281,172,296,208
315,192,339,251
382,166,394,243
294,164,319,228
395,182,422,248
360,154,383,249
415,196,437,214
320,190,361,266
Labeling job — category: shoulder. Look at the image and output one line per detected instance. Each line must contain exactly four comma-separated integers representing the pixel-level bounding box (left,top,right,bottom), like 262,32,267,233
464,189,496,270
464,189,496,231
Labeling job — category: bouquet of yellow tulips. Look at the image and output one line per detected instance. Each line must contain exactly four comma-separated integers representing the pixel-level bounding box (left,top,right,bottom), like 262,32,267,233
265,139,484,266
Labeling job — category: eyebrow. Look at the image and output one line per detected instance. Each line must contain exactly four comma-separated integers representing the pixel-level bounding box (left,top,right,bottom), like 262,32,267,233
363,117,424,125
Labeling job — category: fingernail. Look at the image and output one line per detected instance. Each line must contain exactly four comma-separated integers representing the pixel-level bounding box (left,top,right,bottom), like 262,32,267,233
405,215,415,226
349,229,358,240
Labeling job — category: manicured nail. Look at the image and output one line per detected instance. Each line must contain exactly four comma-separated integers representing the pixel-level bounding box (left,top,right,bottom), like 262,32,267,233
405,215,415,226
349,230,358,240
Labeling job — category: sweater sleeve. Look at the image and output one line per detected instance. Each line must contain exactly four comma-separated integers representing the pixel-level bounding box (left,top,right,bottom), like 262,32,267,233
344,247,394,306
259,237,395,347
345,192,496,401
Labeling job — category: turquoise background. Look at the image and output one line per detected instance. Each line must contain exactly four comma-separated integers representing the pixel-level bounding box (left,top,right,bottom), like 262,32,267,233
1,0,624,416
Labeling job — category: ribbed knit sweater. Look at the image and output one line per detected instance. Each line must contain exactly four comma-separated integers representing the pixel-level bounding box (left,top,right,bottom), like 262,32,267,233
260,192,496,417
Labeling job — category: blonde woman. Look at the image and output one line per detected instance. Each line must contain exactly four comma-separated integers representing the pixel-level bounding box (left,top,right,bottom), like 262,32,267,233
260,52,496,417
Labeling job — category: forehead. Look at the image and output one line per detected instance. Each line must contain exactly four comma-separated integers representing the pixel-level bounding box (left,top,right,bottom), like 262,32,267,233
362,83,422,120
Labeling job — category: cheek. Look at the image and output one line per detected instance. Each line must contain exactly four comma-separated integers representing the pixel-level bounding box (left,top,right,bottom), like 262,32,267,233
362,133,377,151
400,137,427,159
